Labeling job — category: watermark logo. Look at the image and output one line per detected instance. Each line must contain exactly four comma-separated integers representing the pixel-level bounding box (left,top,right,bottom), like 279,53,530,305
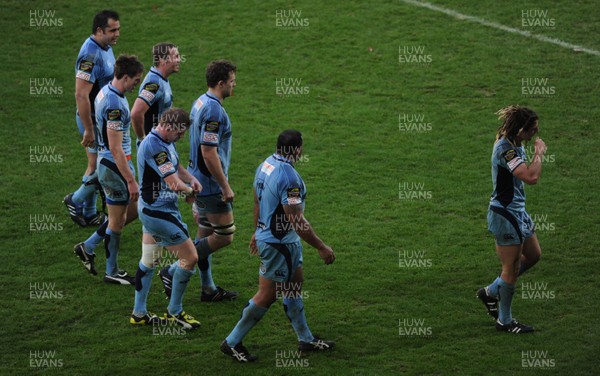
275,10,309,28
521,78,555,97
399,182,432,200
521,282,555,300
30,214,64,232
276,78,310,95
399,113,432,132
30,78,63,96
275,350,309,368
399,45,432,64
30,350,63,368
525,144,555,164
521,10,555,29
30,10,63,28
152,319,186,336
399,250,432,268
30,146,63,163
522,350,555,369
30,282,64,300
531,213,556,232
275,281,309,300
399,318,432,336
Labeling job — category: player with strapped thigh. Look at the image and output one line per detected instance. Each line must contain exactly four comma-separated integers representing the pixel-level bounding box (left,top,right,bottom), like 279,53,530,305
221,130,336,363
130,108,202,329
477,105,547,333
93,55,144,285
64,10,119,227
158,60,238,302
131,43,180,143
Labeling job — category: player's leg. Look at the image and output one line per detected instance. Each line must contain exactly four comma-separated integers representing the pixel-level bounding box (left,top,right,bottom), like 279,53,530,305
73,218,108,275
221,241,280,362
165,238,200,329
130,232,164,325
519,212,540,276
99,160,136,284
281,243,335,351
194,200,238,301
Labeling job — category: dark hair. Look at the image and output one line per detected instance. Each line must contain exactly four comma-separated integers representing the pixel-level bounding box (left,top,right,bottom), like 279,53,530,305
114,54,144,80
276,129,303,158
495,105,538,142
205,60,237,88
159,108,190,131
153,43,177,67
92,10,119,34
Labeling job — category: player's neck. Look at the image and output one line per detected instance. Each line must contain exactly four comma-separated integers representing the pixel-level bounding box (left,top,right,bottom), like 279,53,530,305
91,35,107,49
208,88,224,102
111,79,126,94
156,65,170,78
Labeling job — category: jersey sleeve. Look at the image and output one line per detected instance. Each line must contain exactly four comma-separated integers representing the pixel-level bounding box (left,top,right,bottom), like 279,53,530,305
498,143,524,173
145,138,177,178
138,76,161,106
199,102,224,146
75,49,98,83
278,165,304,206
105,105,124,132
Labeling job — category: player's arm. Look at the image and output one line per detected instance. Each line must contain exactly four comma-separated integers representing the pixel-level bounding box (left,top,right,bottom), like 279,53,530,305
512,138,547,185
177,164,202,192
107,129,138,201
131,98,149,141
283,204,335,265
164,168,196,196
75,79,94,147
249,189,259,255
201,145,234,202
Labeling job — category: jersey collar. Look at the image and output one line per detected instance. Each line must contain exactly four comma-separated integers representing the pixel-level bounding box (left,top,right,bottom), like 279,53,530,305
89,35,110,51
108,83,124,98
150,129,170,144
151,67,167,82
273,153,294,166
205,92,223,106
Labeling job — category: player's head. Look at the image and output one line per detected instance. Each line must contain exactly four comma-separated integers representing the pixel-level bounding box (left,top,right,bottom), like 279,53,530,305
158,108,190,142
114,54,144,93
496,105,538,143
276,129,303,163
153,43,180,74
92,10,120,46
206,60,237,98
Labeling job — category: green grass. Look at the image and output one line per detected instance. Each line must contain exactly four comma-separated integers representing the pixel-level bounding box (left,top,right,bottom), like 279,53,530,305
2,0,599,374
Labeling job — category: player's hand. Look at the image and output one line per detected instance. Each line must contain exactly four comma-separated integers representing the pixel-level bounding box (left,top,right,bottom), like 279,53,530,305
128,180,139,202
534,138,547,155
190,179,202,193
221,186,235,203
249,234,258,256
81,130,95,148
318,245,335,265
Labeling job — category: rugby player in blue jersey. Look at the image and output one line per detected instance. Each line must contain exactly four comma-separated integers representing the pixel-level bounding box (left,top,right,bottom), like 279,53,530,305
131,43,180,140
130,108,202,328
221,130,336,362
477,106,547,333
86,55,144,285
159,60,238,302
64,10,119,227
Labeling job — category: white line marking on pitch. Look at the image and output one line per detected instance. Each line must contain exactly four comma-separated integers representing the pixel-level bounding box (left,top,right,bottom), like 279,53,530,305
400,0,600,57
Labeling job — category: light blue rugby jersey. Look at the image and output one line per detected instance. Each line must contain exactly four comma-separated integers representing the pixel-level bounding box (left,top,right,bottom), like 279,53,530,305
75,36,115,119
489,137,527,212
137,129,179,211
94,83,132,161
254,154,306,244
188,92,232,196
137,67,173,135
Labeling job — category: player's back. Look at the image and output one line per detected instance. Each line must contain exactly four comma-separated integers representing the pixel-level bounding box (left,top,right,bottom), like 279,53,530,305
489,137,527,212
254,154,306,244
188,93,232,195
94,83,132,162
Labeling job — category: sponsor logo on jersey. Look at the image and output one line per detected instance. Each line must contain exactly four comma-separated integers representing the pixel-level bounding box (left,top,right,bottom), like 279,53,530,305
154,151,168,165
203,132,219,143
